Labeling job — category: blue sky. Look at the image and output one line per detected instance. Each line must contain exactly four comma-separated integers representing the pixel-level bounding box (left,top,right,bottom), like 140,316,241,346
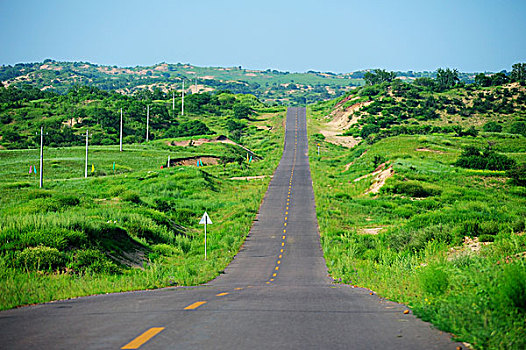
1,0,525,73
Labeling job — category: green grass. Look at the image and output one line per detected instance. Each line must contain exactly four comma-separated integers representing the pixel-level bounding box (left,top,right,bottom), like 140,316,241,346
0,109,285,311
308,105,526,349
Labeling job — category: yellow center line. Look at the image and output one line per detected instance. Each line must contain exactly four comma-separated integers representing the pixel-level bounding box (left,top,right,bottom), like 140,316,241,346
266,281,271,284
216,292,229,297
270,278,274,281
273,273,277,277
280,249,284,253
275,266,279,271
285,216,288,221
282,235,286,239
285,211,288,215
277,260,281,264
184,301,207,310
279,254,282,258
234,287,243,290
284,223,287,226
121,327,165,349
281,242,285,246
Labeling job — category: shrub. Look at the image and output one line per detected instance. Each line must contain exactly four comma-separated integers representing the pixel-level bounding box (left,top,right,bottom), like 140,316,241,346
108,185,126,197
419,265,449,296
509,121,526,136
497,263,526,312
120,190,141,204
15,246,65,271
360,124,380,138
54,194,80,207
388,181,441,197
455,146,516,171
483,121,502,132
69,249,119,273
507,164,526,186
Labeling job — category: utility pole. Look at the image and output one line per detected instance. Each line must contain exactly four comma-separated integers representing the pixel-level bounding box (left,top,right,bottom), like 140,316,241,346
39,127,44,188
181,81,185,116
85,129,90,178
146,105,150,142
119,108,123,152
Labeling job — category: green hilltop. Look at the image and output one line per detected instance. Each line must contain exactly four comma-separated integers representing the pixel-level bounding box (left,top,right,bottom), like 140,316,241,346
1,60,479,106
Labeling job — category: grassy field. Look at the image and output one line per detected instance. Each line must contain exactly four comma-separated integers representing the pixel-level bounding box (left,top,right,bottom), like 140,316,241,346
0,108,285,311
308,96,526,349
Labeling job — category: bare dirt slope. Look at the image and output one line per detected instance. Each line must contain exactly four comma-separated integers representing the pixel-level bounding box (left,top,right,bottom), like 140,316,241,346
319,99,371,148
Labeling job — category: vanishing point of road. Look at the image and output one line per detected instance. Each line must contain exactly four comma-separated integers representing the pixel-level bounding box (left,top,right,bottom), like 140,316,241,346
0,107,462,349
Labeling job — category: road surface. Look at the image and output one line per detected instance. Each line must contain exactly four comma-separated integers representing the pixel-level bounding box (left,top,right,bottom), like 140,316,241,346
0,107,462,349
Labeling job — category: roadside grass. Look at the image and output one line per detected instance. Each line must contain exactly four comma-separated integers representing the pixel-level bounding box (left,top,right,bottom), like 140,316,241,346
308,106,526,349
0,109,285,311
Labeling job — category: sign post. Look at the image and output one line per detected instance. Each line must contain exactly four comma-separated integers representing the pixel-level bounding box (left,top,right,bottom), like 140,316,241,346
199,212,213,260
317,143,320,156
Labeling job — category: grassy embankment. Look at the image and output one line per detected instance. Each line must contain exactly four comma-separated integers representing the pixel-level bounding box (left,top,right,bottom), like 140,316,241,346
0,106,286,311
308,86,526,349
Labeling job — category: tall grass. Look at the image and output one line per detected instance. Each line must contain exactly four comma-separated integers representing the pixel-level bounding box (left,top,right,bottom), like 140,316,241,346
0,109,285,310
308,106,526,349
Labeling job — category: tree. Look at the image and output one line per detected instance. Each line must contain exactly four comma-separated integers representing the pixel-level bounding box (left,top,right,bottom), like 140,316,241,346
510,63,526,83
475,73,492,87
364,69,397,85
435,68,459,91
233,104,253,119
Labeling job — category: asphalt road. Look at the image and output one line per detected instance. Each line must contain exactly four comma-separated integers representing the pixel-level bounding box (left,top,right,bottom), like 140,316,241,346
0,107,462,349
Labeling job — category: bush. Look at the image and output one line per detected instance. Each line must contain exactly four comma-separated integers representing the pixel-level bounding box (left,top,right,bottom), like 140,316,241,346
360,124,380,138
419,265,449,296
507,164,526,186
483,121,502,132
387,181,441,197
15,246,65,271
497,263,526,312
69,249,119,274
455,146,516,171
509,121,526,136
120,190,141,204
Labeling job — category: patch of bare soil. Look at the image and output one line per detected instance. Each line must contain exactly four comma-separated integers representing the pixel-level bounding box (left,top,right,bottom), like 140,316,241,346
359,227,384,235
62,117,83,127
108,249,146,269
169,156,219,167
448,236,492,260
319,101,372,148
168,135,237,147
416,148,444,154
361,163,394,195
154,64,168,71
168,135,260,161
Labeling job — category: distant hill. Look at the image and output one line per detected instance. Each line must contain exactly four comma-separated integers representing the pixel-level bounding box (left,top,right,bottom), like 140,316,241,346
0,60,480,105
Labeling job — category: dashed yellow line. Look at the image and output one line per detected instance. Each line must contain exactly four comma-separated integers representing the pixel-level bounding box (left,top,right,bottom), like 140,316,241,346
184,301,207,310
216,292,229,297
234,287,243,290
121,327,165,349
